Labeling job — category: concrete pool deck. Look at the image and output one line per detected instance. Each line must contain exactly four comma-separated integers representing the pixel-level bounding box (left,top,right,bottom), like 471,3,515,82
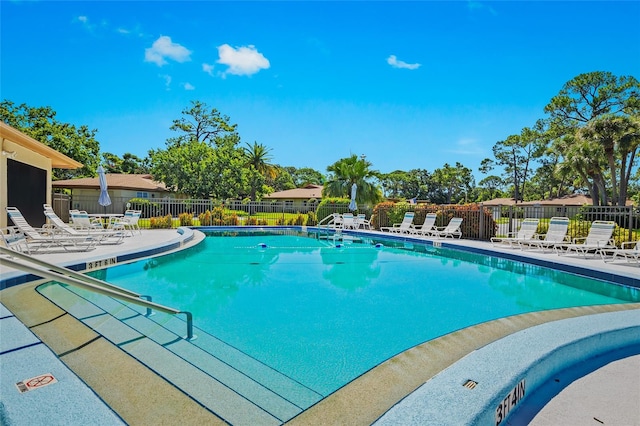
1,227,639,425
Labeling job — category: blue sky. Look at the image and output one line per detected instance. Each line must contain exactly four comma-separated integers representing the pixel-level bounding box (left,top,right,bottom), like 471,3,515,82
2,1,639,179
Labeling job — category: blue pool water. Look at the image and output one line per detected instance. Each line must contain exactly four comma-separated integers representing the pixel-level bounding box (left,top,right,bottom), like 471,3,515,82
93,230,638,395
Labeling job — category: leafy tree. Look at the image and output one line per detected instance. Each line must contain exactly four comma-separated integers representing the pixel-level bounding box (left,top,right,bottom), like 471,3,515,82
323,154,383,206
168,100,237,145
378,169,431,200
267,166,296,192
122,153,150,174
284,166,325,187
481,124,545,202
102,152,124,173
0,100,100,179
243,141,277,201
576,114,640,205
149,101,245,198
544,71,639,129
102,152,150,174
555,134,608,204
430,162,474,204
477,175,506,201
544,71,640,205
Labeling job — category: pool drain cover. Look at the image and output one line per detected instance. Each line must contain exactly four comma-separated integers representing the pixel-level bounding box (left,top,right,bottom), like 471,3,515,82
463,380,478,390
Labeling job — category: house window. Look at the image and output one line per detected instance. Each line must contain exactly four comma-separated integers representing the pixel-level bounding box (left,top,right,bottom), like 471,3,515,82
137,192,149,198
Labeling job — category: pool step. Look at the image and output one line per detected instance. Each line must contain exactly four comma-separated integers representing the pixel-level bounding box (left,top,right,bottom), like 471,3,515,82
38,283,323,425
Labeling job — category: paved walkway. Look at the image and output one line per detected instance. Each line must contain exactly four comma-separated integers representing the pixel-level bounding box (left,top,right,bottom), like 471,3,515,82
529,354,640,426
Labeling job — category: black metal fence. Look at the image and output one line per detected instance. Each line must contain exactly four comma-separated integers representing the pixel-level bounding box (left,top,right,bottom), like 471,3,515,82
61,194,639,243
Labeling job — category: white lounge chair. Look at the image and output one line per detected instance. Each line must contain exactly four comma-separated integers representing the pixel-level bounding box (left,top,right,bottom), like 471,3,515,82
381,212,415,234
600,240,640,264
428,217,463,239
409,213,438,237
6,207,97,254
110,210,142,236
519,217,570,252
69,210,105,231
341,213,357,229
491,218,540,248
44,205,125,244
355,214,371,230
555,220,617,258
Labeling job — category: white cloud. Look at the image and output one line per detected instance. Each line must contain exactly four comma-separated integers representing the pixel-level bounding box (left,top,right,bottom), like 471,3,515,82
216,44,270,76
387,55,421,70
145,36,192,67
446,138,484,155
75,15,96,32
160,74,172,90
116,24,146,38
183,82,195,90
202,63,215,76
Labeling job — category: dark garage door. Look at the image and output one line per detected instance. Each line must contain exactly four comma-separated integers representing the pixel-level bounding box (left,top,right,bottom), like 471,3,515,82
7,159,47,227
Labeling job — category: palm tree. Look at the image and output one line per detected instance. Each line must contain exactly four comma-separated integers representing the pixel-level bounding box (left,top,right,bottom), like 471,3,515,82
323,155,382,207
578,114,640,205
243,141,277,201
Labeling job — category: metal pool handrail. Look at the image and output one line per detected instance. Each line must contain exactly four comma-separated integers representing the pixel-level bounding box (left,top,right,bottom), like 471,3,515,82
0,247,195,340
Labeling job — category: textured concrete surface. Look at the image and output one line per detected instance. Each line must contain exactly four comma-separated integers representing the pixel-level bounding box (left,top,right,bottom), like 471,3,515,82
528,354,640,426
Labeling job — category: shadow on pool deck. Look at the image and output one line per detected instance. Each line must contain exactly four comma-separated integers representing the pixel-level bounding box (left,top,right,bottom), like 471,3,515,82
1,228,639,425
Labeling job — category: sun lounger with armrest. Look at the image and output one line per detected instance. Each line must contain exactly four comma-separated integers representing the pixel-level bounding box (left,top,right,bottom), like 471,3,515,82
518,217,570,252
600,240,640,264
427,217,463,239
409,213,438,237
554,220,616,258
6,207,97,254
44,204,125,244
491,218,540,248
381,212,415,234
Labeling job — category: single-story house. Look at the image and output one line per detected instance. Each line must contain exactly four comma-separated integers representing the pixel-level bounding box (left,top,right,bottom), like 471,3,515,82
1,122,82,228
482,194,633,220
262,184,323,212
52,174,175,214
480,197,518,206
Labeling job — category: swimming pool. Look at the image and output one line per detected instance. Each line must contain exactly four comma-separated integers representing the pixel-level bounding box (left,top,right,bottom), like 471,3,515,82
66,229,638,397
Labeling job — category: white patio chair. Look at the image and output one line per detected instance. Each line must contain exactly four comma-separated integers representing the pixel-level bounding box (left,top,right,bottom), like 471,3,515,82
6,207,97,254
555,220,617,258
69,210,105,231
600,240,640,264
381,212,415,234
519,217,570,252
355,214,371,230
341,213,357,229
409,213,438,237
491,218,540,248
427,217,463,239
111,210,142,236
44,204,124,244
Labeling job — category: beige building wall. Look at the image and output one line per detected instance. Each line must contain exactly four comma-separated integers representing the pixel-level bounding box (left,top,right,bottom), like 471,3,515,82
1,122,81,229
0,138,52,228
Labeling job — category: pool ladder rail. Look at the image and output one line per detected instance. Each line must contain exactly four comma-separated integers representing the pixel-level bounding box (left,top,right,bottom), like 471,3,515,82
0,246,195,340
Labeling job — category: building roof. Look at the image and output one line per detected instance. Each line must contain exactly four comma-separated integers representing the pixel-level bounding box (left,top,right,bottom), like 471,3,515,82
263,184,323,199
519,194,594,206
480,197,518,206
0,121,83,169
52,173,170,192
482,194,633,207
